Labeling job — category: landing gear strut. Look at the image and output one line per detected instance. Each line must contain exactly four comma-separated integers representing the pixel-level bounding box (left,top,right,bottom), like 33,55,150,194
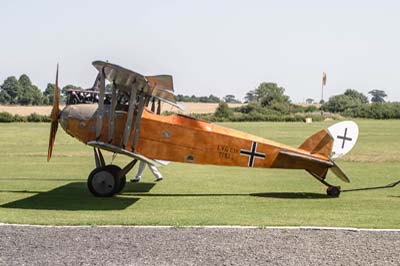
307,170,341,197
87,148,137,197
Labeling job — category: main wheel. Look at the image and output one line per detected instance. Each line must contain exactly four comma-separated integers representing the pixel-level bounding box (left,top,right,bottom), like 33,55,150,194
105,165,126,194
326,186,341,197
87,165,122,197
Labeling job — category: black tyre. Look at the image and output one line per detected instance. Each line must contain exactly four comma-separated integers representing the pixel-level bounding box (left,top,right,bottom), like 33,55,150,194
87,166,120,197
326,186,341,197
104,165,126,194
99,164,126,193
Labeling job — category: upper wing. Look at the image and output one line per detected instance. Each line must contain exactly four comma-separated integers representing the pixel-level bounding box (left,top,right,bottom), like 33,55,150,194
92,60,183,110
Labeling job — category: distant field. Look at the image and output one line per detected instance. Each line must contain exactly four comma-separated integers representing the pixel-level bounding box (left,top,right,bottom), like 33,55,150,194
0,102,243,115
0,120,399,227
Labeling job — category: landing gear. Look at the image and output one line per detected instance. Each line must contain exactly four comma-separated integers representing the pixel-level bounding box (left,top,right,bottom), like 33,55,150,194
103,165,126,193
87,148,137,197
87,166,121,197
307,170,342,198
326,186,341,197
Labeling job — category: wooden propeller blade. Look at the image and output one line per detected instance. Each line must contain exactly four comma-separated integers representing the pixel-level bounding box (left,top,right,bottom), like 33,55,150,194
47,64,60,162
47,120,58,161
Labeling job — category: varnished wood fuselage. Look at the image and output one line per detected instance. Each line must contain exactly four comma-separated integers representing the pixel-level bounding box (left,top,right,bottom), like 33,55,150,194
60,104,329,174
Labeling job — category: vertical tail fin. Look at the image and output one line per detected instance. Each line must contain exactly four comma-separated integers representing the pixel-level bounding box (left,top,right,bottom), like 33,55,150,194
299,129,333,158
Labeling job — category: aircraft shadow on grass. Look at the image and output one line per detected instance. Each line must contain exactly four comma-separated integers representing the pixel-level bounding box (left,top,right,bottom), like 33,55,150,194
1,182,155,211
122,191,330,199
250,192,330,199
1,180,334,211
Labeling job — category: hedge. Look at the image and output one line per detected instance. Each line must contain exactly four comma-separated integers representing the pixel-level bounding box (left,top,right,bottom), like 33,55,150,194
0,112,50,122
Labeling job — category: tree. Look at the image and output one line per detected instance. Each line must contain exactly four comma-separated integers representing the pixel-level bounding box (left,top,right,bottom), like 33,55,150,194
244,90,257,103
0,74,46,105
18,74,45,105
0,76,21,104
322,95,360,113
305,98,314,104
223,94,240,103
323,89,369,113
344,89,368,104
175,94,220,103
254,82,290,107
207,94,220,103
62,84,82,96
19,74,34,105
31,86,45,105
43,83,55,105
214,102,232,118
369,89,387,103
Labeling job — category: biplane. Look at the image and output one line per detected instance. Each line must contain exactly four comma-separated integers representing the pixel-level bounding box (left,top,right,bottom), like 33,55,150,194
47,61,359,198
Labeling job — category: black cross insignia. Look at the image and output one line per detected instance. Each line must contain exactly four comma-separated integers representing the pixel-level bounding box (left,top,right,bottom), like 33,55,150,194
240,142,266,167
337,128,352,149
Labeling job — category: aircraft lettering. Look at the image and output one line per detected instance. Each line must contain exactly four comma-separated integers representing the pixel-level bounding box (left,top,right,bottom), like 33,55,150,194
217,145,238,160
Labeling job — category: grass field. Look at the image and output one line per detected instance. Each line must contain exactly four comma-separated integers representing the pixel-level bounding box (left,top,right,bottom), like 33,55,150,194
0,120,399,227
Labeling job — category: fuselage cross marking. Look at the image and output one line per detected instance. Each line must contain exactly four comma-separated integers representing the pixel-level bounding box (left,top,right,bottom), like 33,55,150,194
337,128,352,149
240,141,266,167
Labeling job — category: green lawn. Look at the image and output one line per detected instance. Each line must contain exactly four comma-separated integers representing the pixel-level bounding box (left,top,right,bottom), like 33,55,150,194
0,120,399,227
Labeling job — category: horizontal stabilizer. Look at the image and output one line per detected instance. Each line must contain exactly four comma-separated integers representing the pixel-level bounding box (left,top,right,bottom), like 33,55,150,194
279,150,333,167
330,161,350,183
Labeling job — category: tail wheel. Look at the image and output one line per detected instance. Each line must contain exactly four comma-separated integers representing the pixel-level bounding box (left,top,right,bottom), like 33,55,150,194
327,186,341,197
87,165,126,197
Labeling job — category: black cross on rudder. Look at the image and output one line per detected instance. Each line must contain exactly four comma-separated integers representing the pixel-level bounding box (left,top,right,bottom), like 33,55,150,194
337,128,353,149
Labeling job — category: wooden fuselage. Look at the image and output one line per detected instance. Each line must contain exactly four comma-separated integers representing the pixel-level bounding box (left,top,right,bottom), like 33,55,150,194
60,104,329,173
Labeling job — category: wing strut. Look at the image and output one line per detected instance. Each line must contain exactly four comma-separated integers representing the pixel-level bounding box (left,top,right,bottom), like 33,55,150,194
132,92,148,151
96,68,105,140
108,81,118,143
122,81,138,148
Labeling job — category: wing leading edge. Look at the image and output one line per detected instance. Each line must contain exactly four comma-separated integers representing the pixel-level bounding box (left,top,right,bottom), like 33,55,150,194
92,60,183,111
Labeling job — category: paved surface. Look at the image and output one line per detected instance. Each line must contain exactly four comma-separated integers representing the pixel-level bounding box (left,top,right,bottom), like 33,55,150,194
0,225,399,266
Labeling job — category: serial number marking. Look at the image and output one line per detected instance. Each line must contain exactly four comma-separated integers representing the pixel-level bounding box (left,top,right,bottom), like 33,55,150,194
217,145,238,160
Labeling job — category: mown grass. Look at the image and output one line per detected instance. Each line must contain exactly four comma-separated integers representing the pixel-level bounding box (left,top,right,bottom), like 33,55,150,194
0,120,399,227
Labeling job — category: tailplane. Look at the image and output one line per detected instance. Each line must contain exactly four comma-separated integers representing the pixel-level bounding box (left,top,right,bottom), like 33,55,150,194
300,121,359,183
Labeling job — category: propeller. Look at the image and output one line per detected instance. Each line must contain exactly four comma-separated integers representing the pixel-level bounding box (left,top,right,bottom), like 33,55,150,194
47,64,60,161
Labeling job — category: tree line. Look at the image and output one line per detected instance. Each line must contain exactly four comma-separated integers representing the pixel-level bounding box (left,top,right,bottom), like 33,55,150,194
202,82,399,122
176,94,241,103
0,74,81,105
203,82,324,122
0,74,242,105
321,89,400,119
1,73,399,121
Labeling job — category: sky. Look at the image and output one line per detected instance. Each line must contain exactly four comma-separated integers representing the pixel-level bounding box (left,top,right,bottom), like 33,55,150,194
1,0,399,103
